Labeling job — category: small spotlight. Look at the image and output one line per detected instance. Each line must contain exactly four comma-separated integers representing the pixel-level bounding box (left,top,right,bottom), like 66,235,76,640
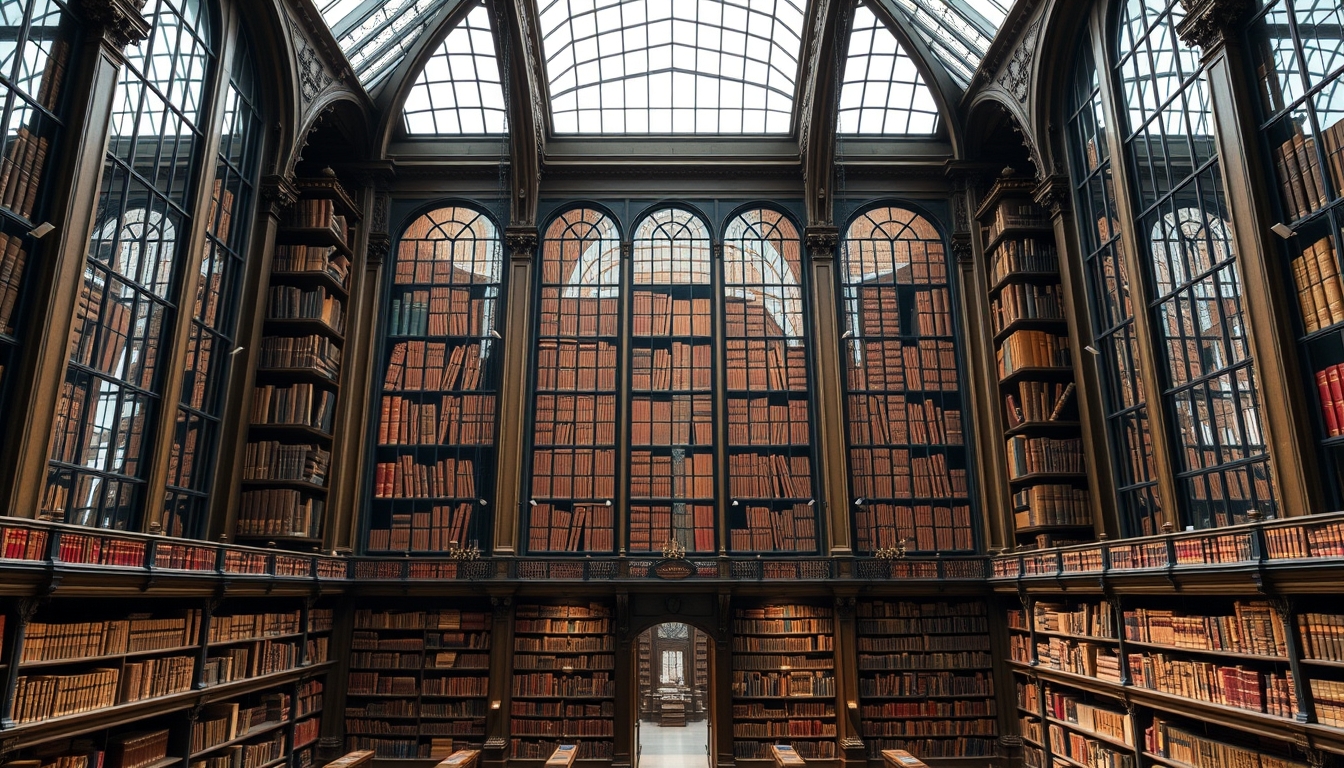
489,329,502,339
1084,345,1100,356
230,346,245,356
855,498,865,506
29,222,55,238
1271,222,1295,239
841,330,855,339
529,499,537,506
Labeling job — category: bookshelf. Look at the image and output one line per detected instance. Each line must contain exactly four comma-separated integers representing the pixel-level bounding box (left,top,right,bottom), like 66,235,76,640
976,183,1092,549
527,209,619,553
366,206,502,554
0,0,73,404
343,604,491,759
238,177,359,547
839,207,975,555
723,210,820,553
730,603,837,761
510,601,615,762
637,631,654,719
855,600,997,760
693,628,709,720
1246,7,1344,510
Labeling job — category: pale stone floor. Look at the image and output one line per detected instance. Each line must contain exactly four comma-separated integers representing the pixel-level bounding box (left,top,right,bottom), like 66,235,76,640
637,719,709,768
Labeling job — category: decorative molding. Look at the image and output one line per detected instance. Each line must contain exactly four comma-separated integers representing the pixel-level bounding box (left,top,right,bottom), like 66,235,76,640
953,192,969,235
290,4,354,85
504,225,538,257
77,0,151,50
260,174,299,216
951,233,973,267
805,225,840,261
292,19,336,105
973,0,1042,85
1032,174,1072,218
833,595,856,620
997,18,1041,103
1176,0,1247,52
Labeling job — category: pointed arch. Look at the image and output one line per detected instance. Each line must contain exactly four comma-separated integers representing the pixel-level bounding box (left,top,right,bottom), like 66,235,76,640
402,0,508,134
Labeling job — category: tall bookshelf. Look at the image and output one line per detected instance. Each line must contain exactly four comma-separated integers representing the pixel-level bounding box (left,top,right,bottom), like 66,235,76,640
510,601,615,761
693,628,709,720
343,604,491,759
366,206,502,554
855,599,997,759
527,209,619,554
730,603,837,761
0,0,74,404
839,207,975,555
977,182,1092,549
238,177,358,548
723,210,819,553
1245,5,1344,509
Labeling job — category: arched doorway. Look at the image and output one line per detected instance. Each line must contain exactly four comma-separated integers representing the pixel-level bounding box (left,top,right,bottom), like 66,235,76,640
635,622,711,768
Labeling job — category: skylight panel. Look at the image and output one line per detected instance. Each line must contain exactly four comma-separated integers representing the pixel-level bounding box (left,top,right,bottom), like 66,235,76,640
319,0,444,86
537,0,807,134
838,4,940,135
403,2,508,135
893,0,1008,86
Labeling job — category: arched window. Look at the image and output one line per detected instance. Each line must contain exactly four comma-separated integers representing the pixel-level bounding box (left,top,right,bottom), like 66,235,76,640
628,208,715,554
722,209,819,552
1117,0,1276,527
527,208,621,553
840,206,973,554
163,34,266,539
44,0,215,530
1066,39,1162,536
366,206,503,553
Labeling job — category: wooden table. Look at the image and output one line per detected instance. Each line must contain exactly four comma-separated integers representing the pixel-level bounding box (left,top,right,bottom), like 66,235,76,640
881,750,929,768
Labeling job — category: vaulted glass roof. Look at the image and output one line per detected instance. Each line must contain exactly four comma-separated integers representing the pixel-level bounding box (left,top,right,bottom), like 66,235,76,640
838,4,939,134
317,0,1012,133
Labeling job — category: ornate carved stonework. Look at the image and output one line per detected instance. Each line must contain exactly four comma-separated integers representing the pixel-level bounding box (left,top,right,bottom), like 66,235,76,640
805,225,840,261
998,18,1041,103
951,234,973,267
1176,0,1246,52
78,0,151,50
1032,174,1072,218
504,225,538,258
260,174,298,217
292,20,335,104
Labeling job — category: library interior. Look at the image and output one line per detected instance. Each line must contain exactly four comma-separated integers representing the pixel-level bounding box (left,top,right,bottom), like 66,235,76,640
0,0,1343,767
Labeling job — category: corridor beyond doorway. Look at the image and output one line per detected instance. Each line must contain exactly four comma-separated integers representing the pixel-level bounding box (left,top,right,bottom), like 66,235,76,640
637,623,710,768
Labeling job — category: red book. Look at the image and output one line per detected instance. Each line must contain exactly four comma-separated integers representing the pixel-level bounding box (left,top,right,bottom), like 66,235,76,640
1319,369,1340,436
1329,365,1344,434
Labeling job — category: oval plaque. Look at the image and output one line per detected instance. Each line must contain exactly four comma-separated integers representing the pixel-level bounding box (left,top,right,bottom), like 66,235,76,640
652,558,695,579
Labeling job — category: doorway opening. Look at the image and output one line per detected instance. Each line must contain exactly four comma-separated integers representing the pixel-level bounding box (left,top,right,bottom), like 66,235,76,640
636,622,711,768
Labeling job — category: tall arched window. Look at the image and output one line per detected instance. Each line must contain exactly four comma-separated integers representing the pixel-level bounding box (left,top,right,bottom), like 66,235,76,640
527,208,621,553
1117,0,1276,527
44,0,215,530
629,208,715,554
162,35,265,538
723,209,819,552
841,206,973,554
366,206,502,553
1066,39,1162,536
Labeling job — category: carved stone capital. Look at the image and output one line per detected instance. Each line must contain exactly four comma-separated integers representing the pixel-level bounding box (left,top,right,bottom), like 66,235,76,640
805,225,840,261
951,234,974,267
78,0,151,50
260,174,298,216
367,233,390,266
1032,174,1072,218
1176,0,1246,53
504,225,538,258
833,595,856,620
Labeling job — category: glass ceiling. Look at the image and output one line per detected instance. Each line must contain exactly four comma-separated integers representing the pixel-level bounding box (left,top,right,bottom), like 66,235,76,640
838,4,939,134
318,0,1011,132
404,2,508,134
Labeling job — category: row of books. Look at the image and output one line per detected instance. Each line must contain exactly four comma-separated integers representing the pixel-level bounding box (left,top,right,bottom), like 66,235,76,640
354,609,490,631
727,397,810,445
366,503,475,552
1046,722,1130,768
630,395,714,444
392,245,493,286
511,603,613,758
629,504,714,552
865,718,994,737
383,341,489,392
536,295,619,337
845,339,960,391
855,286,953,337
999,329,1073,375
1031,602,1116,638
992,281,1066,334
847,394,963,446
267,284,345,332
1046,688,1135,746
241,441,330,485
728,453,812,498
1272,123,1343,220
0,127,51,220
236,490,324,538
725,341,808,390
1034,637,1122,682
534,402,615,448
989,238,1058,285
209,611,301,643
376,394,495,445
1006,381,1076,425
1122,602,1287,656
631,294,713,336
387,288,492,337
1129,652,1296,717
857,670,995,697
987,205,1053,245
1013,485,1091,528
729,504,817,552
531,449,616,498
286,199,347,239
0,232,29,334
256,334,341,378
1007,435,1085,477
250,383,336,433
272,245,350,287
1289,236,1342,333
854,504,975,552
629,451,714,497
848,449,968,498
535,340,617,392
631,343,712,389
21,611,200,663
1313,362,1344,436
1299,612,1344,661
527,503,615,552
1146,717,1305,768
372,456,477,499
203,639,299,685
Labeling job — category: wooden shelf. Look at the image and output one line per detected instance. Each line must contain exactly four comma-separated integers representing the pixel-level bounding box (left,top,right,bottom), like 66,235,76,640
277,226,353,257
